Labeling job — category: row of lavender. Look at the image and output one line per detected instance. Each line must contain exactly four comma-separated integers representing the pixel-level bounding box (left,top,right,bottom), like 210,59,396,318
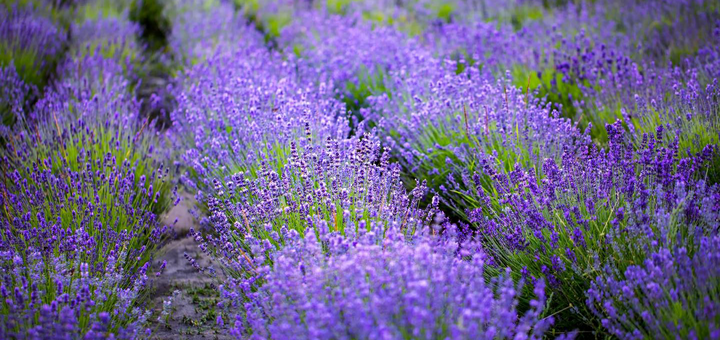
166,0,563,338
1,0,720,338
1,0,178,338
168,0,720,338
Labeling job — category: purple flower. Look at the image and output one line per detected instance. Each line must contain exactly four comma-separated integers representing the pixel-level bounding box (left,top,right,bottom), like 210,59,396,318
223,228,557,340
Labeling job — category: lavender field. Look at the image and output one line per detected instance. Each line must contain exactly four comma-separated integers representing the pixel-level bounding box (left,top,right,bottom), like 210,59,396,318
1,0,719,339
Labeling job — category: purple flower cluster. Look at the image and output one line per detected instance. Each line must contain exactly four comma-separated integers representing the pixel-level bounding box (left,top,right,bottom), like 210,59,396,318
0,3,65,88
22,16,173,212
166,0,258,62
0,90,170,338
0,64,34,126
191,133,441,277
423,0,720,162
588,235,720,339
280,10,424,89
222,226,561,340
0,143,165,338
0,2,66,126
170,20,349,194
463,121,719,329
69,16,142,66
367,67,588,200
426,20,521,77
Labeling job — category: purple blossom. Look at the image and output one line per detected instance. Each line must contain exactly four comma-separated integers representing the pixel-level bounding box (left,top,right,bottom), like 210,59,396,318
588,235,720,340
224,227,558,340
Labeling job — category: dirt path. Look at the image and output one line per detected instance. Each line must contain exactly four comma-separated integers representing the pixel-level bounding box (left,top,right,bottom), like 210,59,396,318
148,194,233,340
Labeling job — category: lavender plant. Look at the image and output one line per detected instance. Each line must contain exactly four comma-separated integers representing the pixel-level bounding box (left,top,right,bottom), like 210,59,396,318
427,20,521,78
366,69,588,219
0,3,64,88
0,148,166,338
0,106,171,338
2,0,717,339
171,37,349,195
192,133,440,278
527,33,720,181
69,16,142,68
221,224,565,340
588,0,719,66
269,3,508,141
278,9,432,111
0,64,35,127
621,73,720,183
426,0,720,148
511,28,635,140
548,3,718,148
462,121,718,332
28,50,174,215
0,2,65,124
588,235,720,340
165,0,253,64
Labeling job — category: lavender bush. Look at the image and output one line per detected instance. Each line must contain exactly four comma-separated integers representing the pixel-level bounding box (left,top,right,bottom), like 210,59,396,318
0,2,65,125
69,16,142,67
170,31,349,195
366,69,588,215
222,226,564,340
588,234,720,340
27,45,173,215
165,0,253,63
0,64,35,127
191,134,440,278
463,121,718,330
0,81,171,337
0,3,64,89
0,129,167,337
